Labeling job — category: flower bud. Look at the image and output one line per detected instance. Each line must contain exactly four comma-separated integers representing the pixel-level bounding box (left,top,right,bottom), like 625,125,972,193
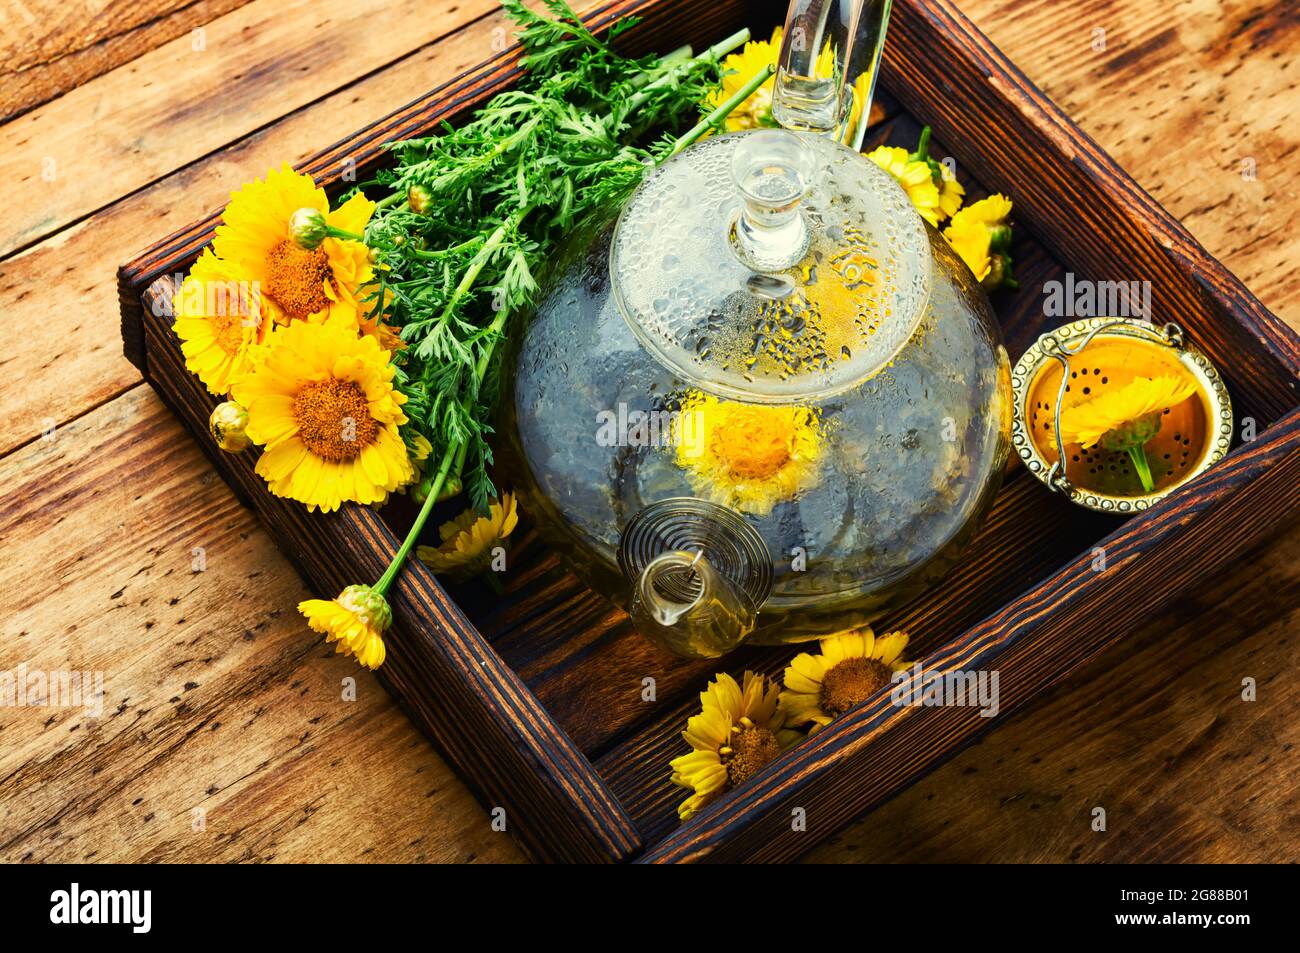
409,472,463,506
407,184,434,216
209,401,251,452
337,584,393,633
288,207,328,250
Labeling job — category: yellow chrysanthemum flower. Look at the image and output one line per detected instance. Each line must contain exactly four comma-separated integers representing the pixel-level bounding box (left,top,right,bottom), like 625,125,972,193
230,318,415,512
171,249,267,396
936,165,966,220
1058,375,1198,451
416,492,519,581
943,219,992,282
779,627,911,732
212,164,393,344
866,145,943,226
948,192,1013,231
672,390,824,516
670,671,800,821
943,193,1015,290
300,584,391,670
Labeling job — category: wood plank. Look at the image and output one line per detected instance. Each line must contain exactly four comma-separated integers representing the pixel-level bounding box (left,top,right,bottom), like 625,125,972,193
805,515,1300,863
0,385,523,863
881,0,1300,423
140,281,643,862
0,0,254,124
0,0,500,258
0,0,599,458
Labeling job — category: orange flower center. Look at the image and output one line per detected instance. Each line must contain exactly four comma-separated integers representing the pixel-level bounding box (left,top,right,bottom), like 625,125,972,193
709,407,793,480
293,378,377,462
724,724,780,788
820,656,891,717
211,310,248,355
265,239,333,319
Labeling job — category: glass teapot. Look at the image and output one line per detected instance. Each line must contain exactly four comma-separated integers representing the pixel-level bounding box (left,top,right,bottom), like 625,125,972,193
499,0,1012,658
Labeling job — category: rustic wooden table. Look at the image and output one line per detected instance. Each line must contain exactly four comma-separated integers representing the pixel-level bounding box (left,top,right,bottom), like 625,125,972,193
1,0,1295,864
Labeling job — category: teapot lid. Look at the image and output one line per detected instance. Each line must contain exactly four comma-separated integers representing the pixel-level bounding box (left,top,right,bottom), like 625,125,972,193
609,128,932,403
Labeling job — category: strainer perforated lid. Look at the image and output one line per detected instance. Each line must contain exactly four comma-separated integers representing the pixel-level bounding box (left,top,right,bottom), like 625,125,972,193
610,129,932,403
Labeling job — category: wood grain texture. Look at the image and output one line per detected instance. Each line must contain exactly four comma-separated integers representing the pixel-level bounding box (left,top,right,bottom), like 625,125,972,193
0,386,521,863
0,0,253,124
0,0,1296,865
139,285,639,862
0,0,500,258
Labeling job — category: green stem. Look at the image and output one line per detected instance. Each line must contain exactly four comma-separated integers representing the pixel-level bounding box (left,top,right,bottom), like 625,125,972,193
408,233,485,260
325,225,367,243
375,444,456,596
1127,444,1156,494
431,209,525,330
667,63,775,159
625,28,750,115
910,125,932,163
370,210,526,597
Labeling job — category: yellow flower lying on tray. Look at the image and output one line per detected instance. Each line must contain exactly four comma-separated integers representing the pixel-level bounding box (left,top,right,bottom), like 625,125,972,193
866,145,944,226
213,164,397,346
300,584,392,670
943,193,1016,291
779,627,912,732
670,671,801,821
172,249,268,396
417,493,519,581
230,319,416,512
1058,374,1198,493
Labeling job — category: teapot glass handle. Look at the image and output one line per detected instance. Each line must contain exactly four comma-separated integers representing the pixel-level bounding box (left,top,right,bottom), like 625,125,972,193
773,0,893,148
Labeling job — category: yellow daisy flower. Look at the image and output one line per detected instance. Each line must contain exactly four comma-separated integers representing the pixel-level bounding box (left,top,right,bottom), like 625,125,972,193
212,164,392,342
670,671,800,821
671,390,824,516
299,584,391,670
1059,375,1198,451
948,192,1013,232
943,219,993,283
416,492,519,581
171,249,267,396
230,318,415,512
1058,374,1198,493
943,194,1016,290
936,164,966,220
866,145,943,226
779,627,911,732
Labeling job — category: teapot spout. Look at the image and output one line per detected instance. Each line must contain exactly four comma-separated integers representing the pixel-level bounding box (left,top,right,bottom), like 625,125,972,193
629,550,757,659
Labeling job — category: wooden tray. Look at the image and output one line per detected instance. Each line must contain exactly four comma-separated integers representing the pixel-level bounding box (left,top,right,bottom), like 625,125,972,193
117,0,1300,862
